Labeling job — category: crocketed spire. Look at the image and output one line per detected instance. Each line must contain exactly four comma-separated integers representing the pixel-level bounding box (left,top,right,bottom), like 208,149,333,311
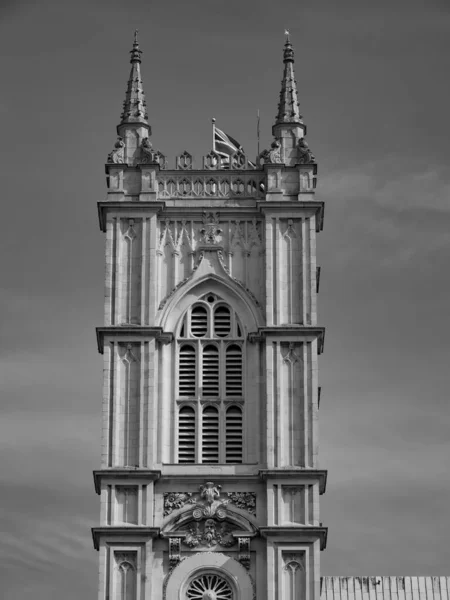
120,30,149,125
276,34,303,125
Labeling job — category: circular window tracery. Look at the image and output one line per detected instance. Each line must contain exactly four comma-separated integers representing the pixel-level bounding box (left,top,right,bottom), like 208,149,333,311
186,574,233,600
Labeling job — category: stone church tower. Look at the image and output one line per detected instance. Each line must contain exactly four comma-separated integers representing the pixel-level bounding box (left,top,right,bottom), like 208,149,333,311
93,32,327,600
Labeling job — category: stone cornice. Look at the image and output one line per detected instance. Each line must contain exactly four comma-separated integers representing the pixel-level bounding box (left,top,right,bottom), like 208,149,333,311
248,326,325,353
97,200,324,232
96,326,173,354
92,526,160,551
98,201,166,232
93,469,161,494
259,526,328,550
259,469,327,494
257,200,324,232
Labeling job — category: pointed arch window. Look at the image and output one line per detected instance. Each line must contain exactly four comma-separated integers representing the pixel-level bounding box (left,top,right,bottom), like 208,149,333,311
176,293,245,464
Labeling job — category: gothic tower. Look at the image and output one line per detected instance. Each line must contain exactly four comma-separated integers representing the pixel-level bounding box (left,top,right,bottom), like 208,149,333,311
93,32,327,600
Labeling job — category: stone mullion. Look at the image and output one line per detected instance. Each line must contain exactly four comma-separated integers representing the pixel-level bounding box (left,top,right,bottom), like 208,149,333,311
303,342,309,468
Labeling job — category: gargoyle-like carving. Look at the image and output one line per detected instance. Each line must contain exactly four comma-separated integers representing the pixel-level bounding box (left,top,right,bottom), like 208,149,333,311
184,519,236,548
227,492,256,515
259,138,282,164
163,492,196,516
107,137,125,164
139,137,154,163
137,137,166,167
297,137,315,164
200,212,222,245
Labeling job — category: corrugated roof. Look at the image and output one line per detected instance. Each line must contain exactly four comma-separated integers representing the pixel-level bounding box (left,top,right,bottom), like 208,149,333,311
321,577,450,600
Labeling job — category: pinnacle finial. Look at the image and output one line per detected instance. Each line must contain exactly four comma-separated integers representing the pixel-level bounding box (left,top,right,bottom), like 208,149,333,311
275,35,302,125
119,30,149,126
130,29,142,63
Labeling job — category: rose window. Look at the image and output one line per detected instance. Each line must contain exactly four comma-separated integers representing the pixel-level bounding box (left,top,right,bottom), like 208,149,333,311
186,574,233,600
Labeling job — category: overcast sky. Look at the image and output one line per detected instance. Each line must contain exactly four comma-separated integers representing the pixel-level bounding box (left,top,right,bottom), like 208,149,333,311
0,0,449,598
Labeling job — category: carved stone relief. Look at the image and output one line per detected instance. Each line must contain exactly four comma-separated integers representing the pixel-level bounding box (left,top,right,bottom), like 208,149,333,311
200,212,222,245
184,519,235,548
163,482,257,516
164,492,196,516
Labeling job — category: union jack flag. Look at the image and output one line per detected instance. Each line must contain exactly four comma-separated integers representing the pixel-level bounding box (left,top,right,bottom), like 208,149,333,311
213,126,243,162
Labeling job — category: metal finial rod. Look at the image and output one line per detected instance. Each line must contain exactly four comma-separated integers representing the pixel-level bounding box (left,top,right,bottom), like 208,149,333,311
284,29,290,41
134,29,139,45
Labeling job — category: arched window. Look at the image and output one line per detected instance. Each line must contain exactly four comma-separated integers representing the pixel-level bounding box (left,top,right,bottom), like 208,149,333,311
187,574,233,600
176,293,244,464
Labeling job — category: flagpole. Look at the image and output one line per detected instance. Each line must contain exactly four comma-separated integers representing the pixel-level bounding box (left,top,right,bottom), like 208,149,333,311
212,117,216,152
256,109,260,163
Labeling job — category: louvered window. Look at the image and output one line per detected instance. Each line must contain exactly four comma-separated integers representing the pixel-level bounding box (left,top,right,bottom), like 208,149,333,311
202,344,219,396
214,305,231,337
226,406,243,463
191,305,208,337
225,344,242,396
179,344,196,397
176,293,245,464
202,406,219,463
178,406,196,463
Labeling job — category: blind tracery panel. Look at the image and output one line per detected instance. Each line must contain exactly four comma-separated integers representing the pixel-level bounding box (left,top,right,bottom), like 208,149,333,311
176,293,245,464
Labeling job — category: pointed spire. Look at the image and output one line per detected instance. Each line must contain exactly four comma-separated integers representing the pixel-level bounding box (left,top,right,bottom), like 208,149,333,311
119,30,149,126
276,33,303,125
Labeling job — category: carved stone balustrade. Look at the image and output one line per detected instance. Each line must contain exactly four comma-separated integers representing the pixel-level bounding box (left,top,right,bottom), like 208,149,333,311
156,173,265,199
